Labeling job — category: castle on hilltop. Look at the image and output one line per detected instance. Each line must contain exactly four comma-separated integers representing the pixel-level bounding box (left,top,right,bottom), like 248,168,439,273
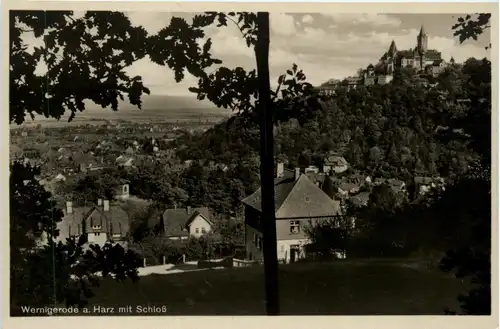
383,25,443,72
316,25,455,95
364,25,450,85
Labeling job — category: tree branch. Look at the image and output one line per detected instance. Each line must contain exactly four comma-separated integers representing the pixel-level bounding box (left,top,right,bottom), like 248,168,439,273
225,15,248,40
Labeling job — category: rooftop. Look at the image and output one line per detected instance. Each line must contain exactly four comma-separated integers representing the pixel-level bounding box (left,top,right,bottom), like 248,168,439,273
162,207,212,237
241,169,340,219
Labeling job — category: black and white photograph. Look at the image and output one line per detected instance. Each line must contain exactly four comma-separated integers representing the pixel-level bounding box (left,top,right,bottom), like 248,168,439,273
6,3,497,321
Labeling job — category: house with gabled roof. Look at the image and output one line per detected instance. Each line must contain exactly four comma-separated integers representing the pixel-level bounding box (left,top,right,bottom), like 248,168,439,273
413,176,445,198
150,206,213,240
115,155,134,167
349,191,371,208
241,163,341,264
55,199,130,246
337,181,361,198
323,152,349,174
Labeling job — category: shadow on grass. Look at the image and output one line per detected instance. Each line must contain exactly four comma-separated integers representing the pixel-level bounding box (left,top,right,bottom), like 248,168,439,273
64,260,471,315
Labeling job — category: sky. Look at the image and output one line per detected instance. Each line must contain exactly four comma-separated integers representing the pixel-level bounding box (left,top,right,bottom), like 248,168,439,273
23,12,491,97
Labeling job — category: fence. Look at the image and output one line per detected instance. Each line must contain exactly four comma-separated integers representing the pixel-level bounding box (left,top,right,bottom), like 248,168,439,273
232,258,260,268
141,255,261,270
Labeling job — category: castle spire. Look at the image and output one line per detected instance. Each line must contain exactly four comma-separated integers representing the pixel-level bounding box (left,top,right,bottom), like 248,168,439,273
419,24,426,36
388,40,398,55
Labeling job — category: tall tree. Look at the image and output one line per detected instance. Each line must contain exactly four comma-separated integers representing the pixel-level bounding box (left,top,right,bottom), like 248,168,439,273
436,13,492,315
146,12,323,315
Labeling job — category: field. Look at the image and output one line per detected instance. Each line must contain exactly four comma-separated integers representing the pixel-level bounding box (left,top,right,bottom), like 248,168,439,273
87,259,468,315
10,94,232,128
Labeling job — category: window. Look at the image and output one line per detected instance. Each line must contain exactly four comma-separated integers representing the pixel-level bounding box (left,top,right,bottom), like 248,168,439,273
195,228,200,234
290,221,300,234
95,232,100,236
201,227,206,234
280,245,284,252
92,225,101,230
256,236,262,250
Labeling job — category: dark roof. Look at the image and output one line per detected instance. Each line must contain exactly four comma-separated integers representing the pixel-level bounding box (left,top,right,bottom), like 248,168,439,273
433,59,444,66
241,170,341,219
425,50,442,61
57,206,92,240
241,168,296,213
400,50,416,58
162,207,211,237
338,182,360,192
350,191,371,207
57,203,130,240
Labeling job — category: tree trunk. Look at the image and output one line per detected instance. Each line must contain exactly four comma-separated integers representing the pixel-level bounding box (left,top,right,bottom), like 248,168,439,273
255,12,280,315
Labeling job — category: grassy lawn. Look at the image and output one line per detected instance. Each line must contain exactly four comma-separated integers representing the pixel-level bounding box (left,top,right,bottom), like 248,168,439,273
88,259,468,315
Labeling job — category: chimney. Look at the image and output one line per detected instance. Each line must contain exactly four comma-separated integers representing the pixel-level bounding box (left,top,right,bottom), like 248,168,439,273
276,162,284,178
103,200,110,212
295,168,301,181
187,206,192,215
97,198,103,206
66,201,73,214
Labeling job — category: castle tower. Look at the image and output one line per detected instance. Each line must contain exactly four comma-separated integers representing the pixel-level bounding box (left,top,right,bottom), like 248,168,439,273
417,25,428,71
417,25,428,54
